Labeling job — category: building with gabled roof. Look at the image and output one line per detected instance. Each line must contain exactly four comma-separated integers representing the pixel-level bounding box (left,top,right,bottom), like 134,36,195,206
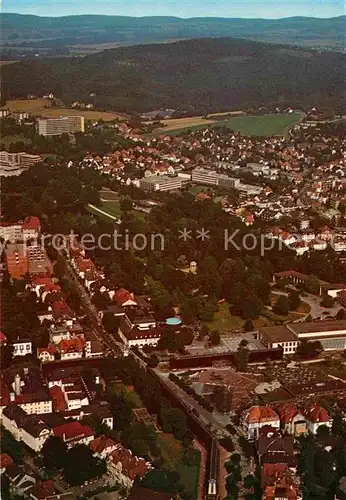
2,405,51,452
58,337,84,360
28,479,55,500
241,405,280,440
276,403,307,436
304,404,332,434
89,436,118,459
0,453,14,474
53,421,94,447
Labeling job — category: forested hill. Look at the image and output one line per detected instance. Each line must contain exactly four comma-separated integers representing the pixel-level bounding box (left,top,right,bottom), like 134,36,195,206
2,37,345,115
1,13,344,50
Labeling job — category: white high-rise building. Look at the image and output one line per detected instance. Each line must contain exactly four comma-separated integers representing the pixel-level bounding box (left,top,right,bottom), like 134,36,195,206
37,116,85,136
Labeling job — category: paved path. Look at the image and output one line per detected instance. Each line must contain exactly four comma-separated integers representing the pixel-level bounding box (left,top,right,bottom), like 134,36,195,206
272,290,343,320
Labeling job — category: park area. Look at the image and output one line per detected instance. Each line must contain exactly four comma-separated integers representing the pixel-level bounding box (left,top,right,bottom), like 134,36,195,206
2,99,127,121
153,112,302,137
202,296,310,333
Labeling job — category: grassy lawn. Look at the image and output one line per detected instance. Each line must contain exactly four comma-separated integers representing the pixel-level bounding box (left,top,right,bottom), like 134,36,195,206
189,185,211,195
88,200,148,223
100,200,122,218
202,297,311,333
1,134,31,148
158,433,200,499
154,112,301,137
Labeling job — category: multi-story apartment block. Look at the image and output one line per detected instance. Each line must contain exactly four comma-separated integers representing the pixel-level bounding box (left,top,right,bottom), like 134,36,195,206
0,151,41,177
140,175,183,192
191,167,240,190
36,116,85,136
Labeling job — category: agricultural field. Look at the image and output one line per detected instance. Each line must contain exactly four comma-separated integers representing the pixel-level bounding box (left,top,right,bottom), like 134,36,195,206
2,99,127,121
154,112,302,137
0,60,18,66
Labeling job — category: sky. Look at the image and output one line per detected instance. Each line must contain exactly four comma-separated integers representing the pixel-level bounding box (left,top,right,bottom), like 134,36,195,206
1,0,345,18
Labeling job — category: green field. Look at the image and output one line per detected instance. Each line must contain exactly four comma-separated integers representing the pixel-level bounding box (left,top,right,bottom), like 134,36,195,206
158,433,200,499
189,185,211,195
87,200,148,223
158,112,302,137
100,200,122,218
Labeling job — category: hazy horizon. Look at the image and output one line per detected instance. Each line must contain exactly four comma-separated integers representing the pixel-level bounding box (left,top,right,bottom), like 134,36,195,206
1,0,344,19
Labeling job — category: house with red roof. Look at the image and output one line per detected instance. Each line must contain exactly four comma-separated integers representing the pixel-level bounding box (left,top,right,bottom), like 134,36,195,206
27,479,55,500
276,404,307,437
29,277,55,297
0,453,14,474
37,345,57,363
22,216,41,241
0,331,7,344
262,467,301,500
51,300,75,326
241,405,280,440
49,385,68,412
107,445,152,487
53,421,94,447
304,404,332,435
58,338,84,360
89,436,118,459
114,288,137,307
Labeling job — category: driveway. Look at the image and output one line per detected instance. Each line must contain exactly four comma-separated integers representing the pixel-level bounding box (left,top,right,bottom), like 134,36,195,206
272,290,343,319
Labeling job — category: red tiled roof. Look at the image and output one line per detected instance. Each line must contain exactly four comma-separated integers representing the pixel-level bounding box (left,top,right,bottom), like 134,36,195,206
22,216,41,231
31,277,54,286
75,257,96,273
37,345,57,356
28,480,55,500
0,453,14,469
114,288,135,306
51,300,73,319
58,338,84,354
274,270,308,280
276,404,300,424
49,385,68,412
244,405,280,424
42,284,61,293
109,446,150,480
90,436,117,454
53,421,93,441
305,404,330,423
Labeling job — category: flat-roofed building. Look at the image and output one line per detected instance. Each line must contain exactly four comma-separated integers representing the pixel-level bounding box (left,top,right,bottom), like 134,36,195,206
37,116,85,136
27,245,53,276
0,222,23,243
260,320,346,354
287,320,346,351
0,151,41,177
140,175,183,192
192,167,240,190
260,325,299,355
192,167,219,186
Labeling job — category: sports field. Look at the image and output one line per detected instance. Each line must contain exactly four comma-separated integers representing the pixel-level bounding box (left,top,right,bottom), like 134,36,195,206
2,99,127,121
154,112,302,137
